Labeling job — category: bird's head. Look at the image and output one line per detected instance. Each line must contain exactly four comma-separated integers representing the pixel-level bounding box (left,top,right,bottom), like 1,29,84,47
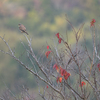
18,23,21,27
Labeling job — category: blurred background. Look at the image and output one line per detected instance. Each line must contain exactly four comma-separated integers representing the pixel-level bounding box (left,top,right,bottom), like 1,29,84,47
0,0,100,97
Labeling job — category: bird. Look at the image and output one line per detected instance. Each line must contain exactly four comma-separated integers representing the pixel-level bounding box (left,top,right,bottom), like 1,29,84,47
18,23,28,35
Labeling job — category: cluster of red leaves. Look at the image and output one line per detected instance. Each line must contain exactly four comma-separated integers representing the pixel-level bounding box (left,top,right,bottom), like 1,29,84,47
45,19,96,87
79,81,86,87
45,45,51,58
56,33,62,44
97,63,100,71
60,67,70,80
90,19,96,27
53,64,70,83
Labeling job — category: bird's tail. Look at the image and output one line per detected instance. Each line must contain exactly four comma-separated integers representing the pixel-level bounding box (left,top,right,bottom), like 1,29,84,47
25,31,28,35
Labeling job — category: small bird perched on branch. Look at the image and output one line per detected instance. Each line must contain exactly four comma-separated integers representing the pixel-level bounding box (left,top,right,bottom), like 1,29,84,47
18,23,28,35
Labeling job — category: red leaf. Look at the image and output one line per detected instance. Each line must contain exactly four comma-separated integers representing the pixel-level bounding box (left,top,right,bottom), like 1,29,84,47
55,33,62,44
57,77,62,83
45,51,51,58
64,72,70,80
46,85,48,88
79,81,86,87
58,38,62,44
90,19,96,27
97,63,100,71
59,67,67,76
59,77,62,83
47,45,49,49
53,64,59,72
53,64,58,70
56,33,60,39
